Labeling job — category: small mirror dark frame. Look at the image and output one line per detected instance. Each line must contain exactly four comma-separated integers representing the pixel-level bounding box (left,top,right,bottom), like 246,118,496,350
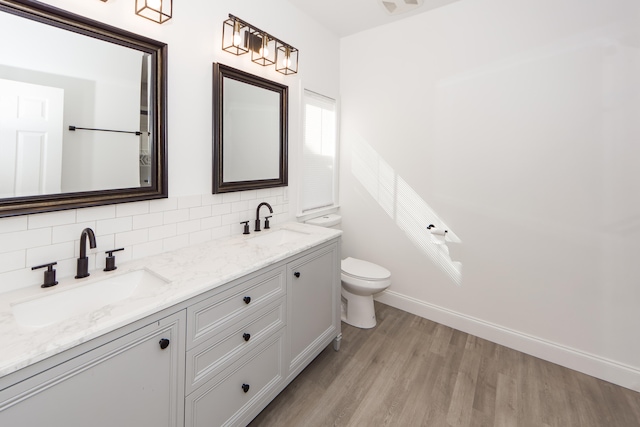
0,0,168,218
213,63,288,194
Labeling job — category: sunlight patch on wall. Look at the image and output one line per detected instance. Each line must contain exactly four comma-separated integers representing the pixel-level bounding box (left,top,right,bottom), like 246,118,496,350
351,137,462,285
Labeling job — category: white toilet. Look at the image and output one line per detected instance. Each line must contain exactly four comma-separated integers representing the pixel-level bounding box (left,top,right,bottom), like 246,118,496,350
305,214,392,329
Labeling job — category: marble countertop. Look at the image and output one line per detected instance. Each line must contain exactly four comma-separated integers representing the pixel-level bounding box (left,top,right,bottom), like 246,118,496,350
0,222,341,378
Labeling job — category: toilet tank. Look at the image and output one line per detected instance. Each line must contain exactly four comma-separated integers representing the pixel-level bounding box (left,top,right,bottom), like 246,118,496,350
304,213,342,230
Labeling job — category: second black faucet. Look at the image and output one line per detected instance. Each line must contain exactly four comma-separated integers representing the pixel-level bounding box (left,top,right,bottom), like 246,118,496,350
255,202,273,232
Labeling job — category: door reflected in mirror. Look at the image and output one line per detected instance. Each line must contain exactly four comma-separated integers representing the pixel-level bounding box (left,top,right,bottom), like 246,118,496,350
213,63,288,193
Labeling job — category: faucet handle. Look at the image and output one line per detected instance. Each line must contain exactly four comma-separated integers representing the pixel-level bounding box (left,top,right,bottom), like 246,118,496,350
240,221,250,235
264,216,272,229
104,248,124,272
32,262,58,288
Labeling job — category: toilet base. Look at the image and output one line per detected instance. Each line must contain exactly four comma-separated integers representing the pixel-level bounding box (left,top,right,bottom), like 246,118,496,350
341,287,377,329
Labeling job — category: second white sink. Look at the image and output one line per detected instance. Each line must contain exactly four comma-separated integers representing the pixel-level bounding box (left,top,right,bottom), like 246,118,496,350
12,269,169,328
248,229,309,247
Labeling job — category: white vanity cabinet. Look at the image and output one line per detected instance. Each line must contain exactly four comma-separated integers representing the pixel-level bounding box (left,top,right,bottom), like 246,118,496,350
0,233,340,427
184,239,340,427
286,241,341,379
0,311,185,427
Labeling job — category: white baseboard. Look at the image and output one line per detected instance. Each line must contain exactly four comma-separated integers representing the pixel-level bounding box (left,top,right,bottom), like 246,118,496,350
375,290,640,392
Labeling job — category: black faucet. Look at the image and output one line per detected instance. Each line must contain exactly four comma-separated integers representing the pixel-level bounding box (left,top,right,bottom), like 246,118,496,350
75,227,97,279
255,202,273,232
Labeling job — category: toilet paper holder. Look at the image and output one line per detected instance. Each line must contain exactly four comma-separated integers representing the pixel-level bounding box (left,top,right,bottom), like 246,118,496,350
427,224,448,234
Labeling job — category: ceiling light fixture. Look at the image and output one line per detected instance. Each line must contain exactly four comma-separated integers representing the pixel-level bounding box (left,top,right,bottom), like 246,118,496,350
135,0,172,24
222,14,298,75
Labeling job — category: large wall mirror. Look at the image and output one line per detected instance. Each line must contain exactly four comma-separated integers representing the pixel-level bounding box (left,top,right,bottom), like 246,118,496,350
213,63,287,193
0,0,168,217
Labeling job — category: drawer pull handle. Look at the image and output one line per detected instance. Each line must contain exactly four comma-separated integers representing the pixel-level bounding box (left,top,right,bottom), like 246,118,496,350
243,333,251,342
242,383,250,393
159,338,170,350
294,272,301,278
243,296,251,304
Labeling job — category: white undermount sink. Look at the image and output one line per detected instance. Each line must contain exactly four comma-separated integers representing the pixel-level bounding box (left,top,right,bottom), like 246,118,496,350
248,228,309,247
11,269,169,328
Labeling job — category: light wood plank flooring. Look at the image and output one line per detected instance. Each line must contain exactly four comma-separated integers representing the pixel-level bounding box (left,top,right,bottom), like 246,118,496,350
249,302,640,427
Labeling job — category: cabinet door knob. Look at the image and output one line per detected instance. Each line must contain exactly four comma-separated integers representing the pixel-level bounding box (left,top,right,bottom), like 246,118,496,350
243,296,251,304
294,272,301,278
242,383,250,393
159,338,170,350
243,333,251,342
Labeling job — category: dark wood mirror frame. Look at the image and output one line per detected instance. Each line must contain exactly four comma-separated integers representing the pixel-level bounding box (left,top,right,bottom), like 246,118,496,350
212,63,288,194
0,0,168,218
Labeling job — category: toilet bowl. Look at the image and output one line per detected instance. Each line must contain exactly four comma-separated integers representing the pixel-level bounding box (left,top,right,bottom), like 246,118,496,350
304,214,392,329
341,257,391,329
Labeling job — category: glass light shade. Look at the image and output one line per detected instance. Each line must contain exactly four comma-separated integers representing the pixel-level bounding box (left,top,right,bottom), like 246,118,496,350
222,18,249,55
275,43,299,75
135,0,172,24
250,31,276,66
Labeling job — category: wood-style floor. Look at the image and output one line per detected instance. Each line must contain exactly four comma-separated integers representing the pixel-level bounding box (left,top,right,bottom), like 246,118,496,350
249,302,640,427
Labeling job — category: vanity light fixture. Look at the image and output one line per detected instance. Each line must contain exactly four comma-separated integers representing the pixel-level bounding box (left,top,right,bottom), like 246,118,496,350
135,0,172,24
275,44,299,75
251,30,276,67
222,14,298,75
222,16,250,55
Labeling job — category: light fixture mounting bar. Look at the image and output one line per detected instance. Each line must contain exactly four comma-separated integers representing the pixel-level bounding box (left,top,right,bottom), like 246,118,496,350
228,14,297,53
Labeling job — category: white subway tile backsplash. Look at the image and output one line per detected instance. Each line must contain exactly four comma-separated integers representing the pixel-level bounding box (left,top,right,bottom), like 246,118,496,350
0,250,25,274
148,223,177,241
231,200,250,213
211,204,231,216
0,216,28,234
28,210,76,229
0,228,51,254
132,212,164,230
176,219,201,236
189,205,212,220
149,197,178,213
131,241,164,259
52,221,96,244
95,233,115,250
201,216,222,230
201,194,223,206
221,212,240,226
222,193,241,203
115,229,149,248
76,205,116,223
241,190,258,201
26,242,75,268
54,258,78,282
96,217,132,236
2,268,41,293
177,195,201,209
0,192,292,294
163,209,190,224
116,201,149,217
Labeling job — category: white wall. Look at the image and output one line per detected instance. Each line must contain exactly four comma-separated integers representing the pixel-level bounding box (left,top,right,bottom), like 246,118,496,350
340,0,640,390
0,0,339,292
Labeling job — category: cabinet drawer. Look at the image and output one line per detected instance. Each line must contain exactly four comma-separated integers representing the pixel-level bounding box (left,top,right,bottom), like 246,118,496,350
187,266,285,349
185,331,284,427
186,298,285,395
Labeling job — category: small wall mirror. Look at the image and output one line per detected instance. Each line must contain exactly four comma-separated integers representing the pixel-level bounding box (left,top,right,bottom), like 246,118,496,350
0,0,168,217
213,63,287,193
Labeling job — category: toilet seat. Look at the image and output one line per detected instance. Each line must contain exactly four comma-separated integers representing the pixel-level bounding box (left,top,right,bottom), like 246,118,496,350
341,257,391,281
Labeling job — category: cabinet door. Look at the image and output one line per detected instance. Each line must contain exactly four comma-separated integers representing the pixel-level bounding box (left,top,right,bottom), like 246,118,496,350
0,311,185,427
287,242,340,377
